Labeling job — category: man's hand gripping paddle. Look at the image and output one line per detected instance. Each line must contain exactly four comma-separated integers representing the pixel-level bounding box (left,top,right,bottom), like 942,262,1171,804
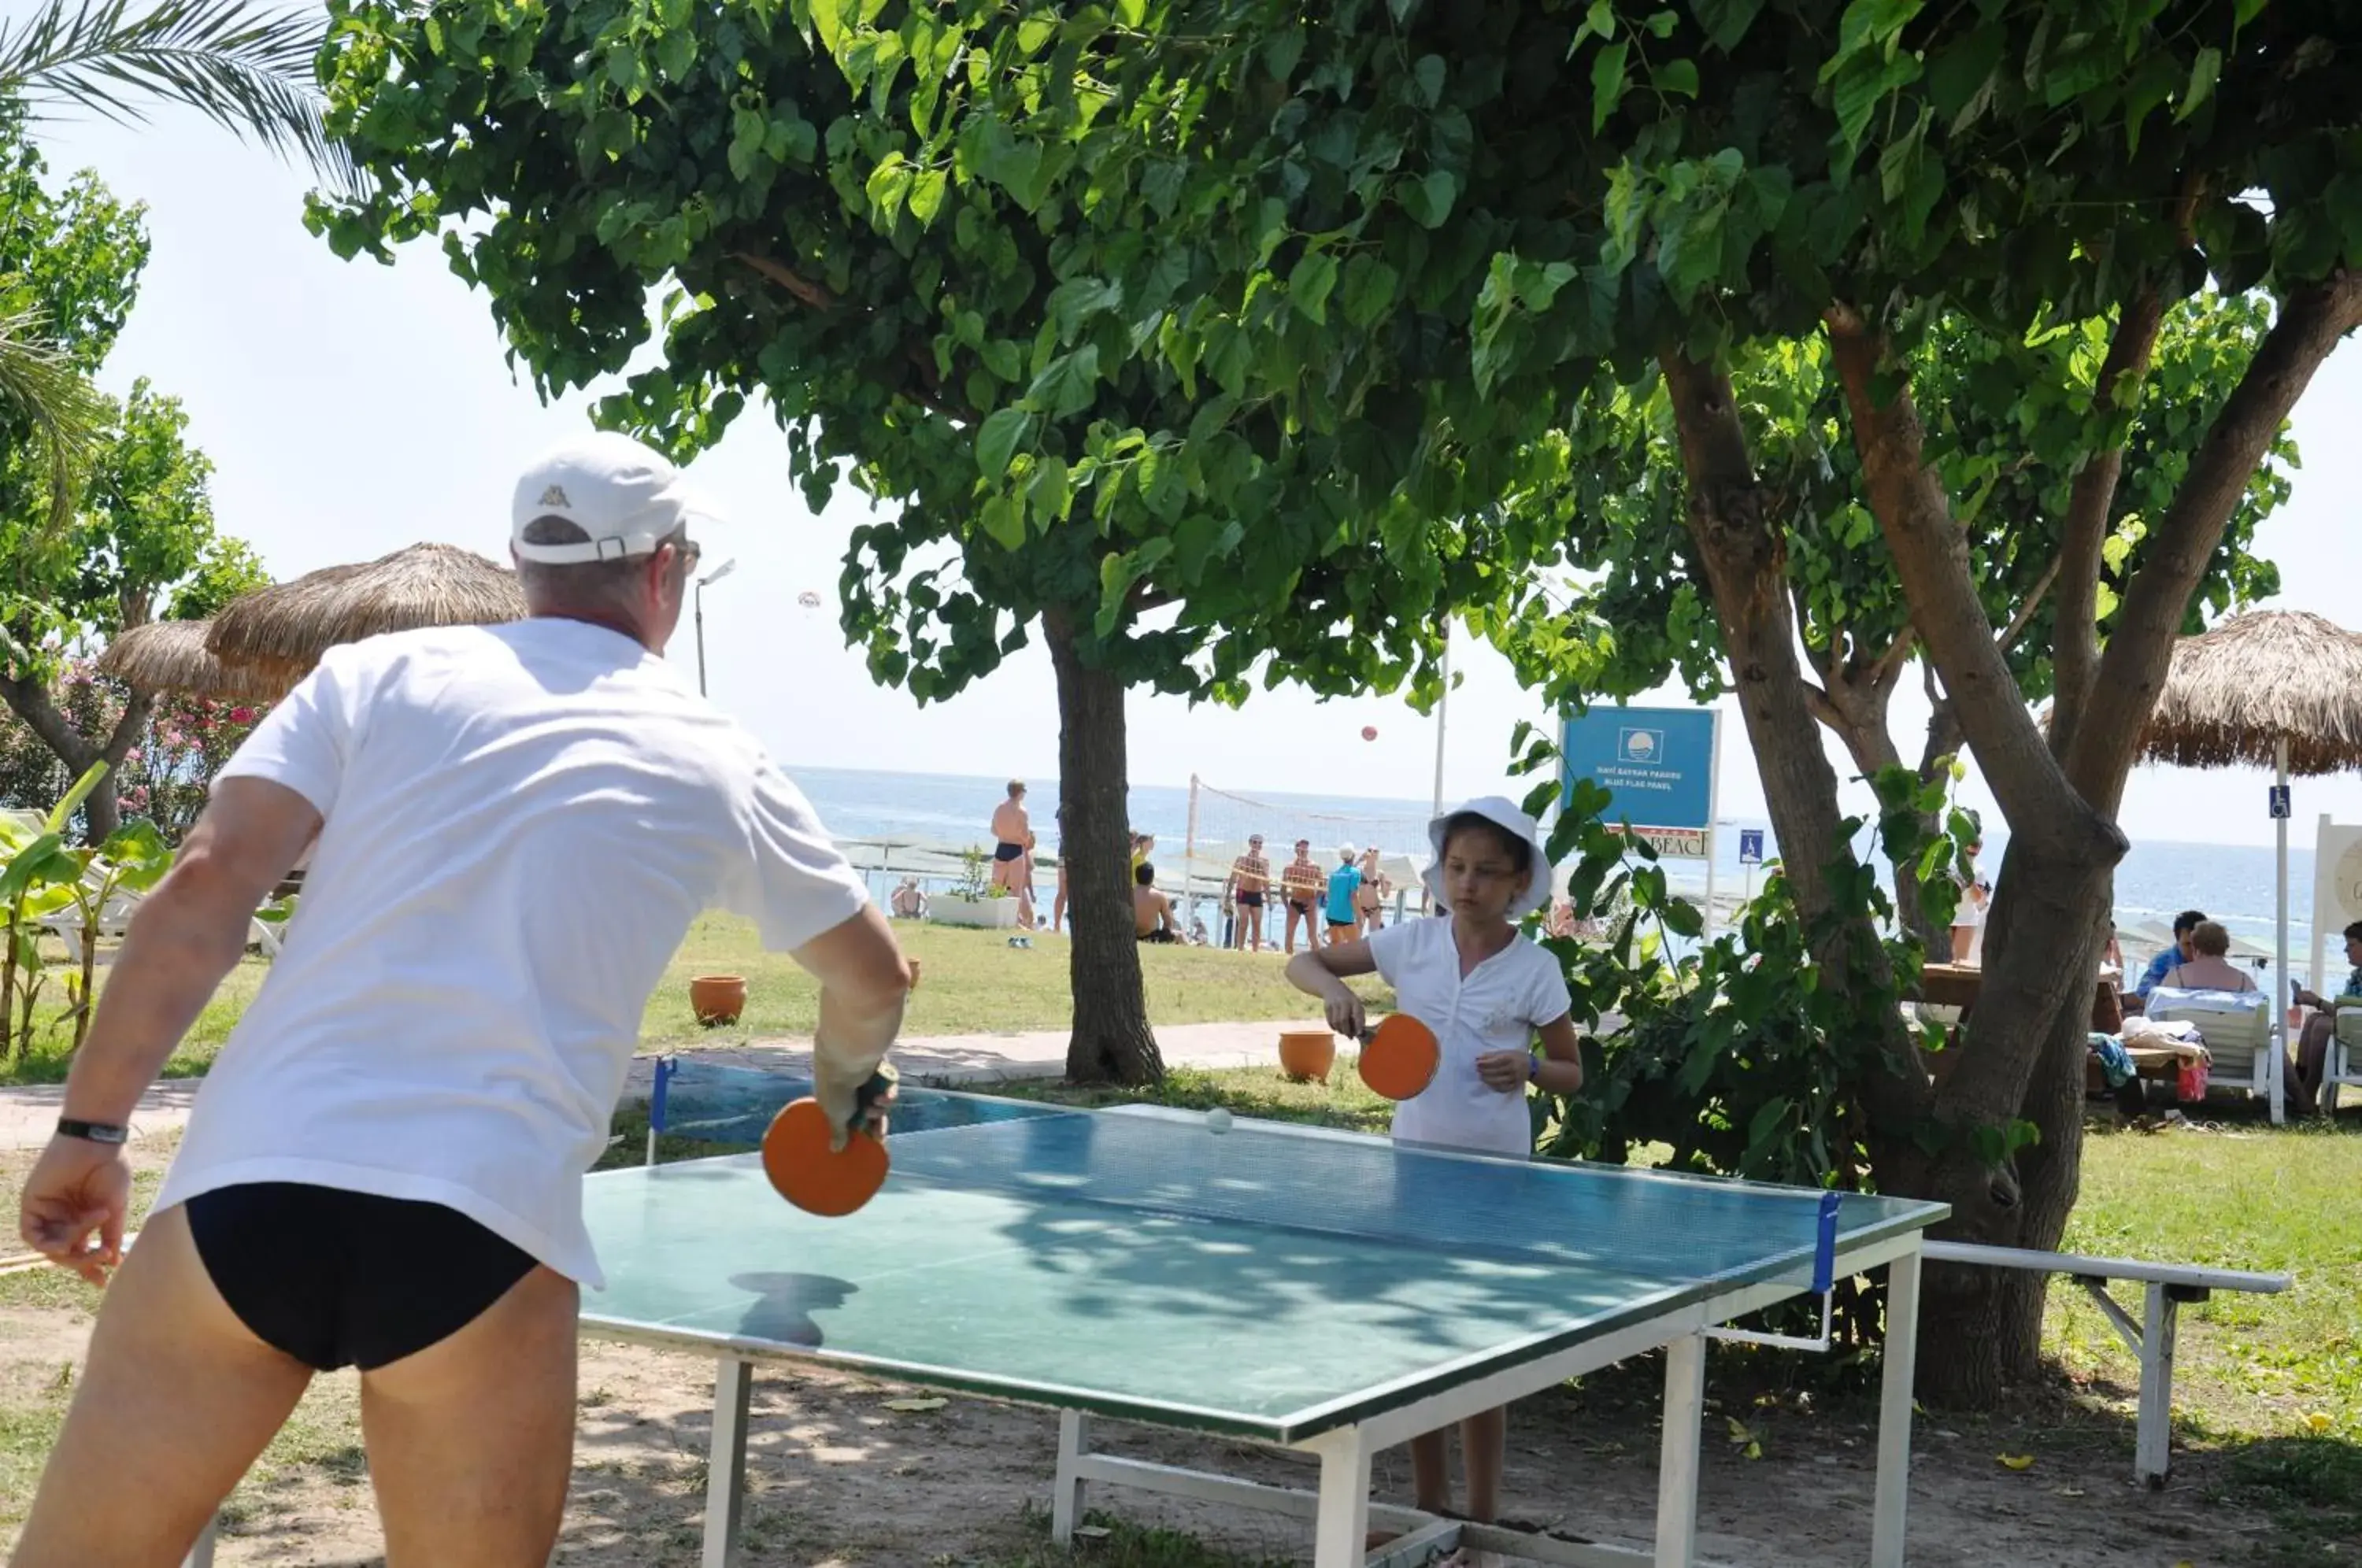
1356,1014,1440,1100
763,1066,897,1217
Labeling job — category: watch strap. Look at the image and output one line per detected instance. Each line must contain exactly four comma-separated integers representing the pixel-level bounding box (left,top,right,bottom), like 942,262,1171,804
57,1118,130,1146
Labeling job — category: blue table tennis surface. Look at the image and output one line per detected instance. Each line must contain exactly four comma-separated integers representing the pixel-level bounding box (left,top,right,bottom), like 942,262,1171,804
583,1094,1944,1441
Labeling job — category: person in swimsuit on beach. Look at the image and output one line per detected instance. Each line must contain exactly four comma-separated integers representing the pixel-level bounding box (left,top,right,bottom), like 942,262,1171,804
1133,862,1180,943
1226,834,1272,952
1280,838,1324,955
989,780,1035,928
1355,845,1389,935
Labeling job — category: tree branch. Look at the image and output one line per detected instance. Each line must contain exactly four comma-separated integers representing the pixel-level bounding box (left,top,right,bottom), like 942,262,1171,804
2049,285,2165,753
732,250,961,422
101,686,153,767
1998,553,2060,660
1800,673,1843,734
730,251,839,311
1920,660,1964,779
1823,303,2118,864
1868,621,1916,692
2065,268,2362,808
1658,347,1932,1126
0,668,97,774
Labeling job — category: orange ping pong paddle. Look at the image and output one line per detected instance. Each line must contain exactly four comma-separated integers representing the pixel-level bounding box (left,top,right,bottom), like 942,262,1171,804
762,1068,897,1217
1357,1014,1440,1100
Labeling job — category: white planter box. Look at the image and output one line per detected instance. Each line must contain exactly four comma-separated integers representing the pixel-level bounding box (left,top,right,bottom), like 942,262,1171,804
931,893,1020,930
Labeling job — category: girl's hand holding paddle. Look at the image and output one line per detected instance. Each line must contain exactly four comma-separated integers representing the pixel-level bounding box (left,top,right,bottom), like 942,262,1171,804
1475,1049,1535,1094
1320,983,1368,1041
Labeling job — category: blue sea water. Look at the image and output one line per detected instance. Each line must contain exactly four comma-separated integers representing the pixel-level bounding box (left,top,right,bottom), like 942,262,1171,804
783,765,2334,992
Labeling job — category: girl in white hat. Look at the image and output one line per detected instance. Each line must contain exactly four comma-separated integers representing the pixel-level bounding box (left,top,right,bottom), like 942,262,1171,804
1285,795,1582,1555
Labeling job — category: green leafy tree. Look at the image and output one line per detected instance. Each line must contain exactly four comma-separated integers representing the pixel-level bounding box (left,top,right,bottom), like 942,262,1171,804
776,0,2360,1402
1479,295,2294,948
310,0,1555,1082
2,379,238,841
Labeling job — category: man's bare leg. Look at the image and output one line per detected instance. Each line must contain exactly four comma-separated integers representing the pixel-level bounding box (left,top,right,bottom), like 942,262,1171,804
363,1263,579,1567
14,1204,313,1568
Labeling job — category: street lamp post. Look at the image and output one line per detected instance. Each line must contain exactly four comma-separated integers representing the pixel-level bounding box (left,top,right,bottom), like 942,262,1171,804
693,557,738,697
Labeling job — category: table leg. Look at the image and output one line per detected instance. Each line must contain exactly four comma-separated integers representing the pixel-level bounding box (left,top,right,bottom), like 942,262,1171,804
1306,1426,1373,1568
1655,1333,1705,1568
1872,1245,1923,1568
2134,1282,2178,1488
1053,1411,1091,1544
702,1355,752,1568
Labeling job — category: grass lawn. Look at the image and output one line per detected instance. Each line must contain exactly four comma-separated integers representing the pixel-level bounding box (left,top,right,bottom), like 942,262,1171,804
0,915,1379,1086
2050,1117,2362,1559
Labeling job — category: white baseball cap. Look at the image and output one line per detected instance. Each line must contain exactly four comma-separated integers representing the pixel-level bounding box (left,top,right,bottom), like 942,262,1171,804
510,431,724,564
1423,796,1552,919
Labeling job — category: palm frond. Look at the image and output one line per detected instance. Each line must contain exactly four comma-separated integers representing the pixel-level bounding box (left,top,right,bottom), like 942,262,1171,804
0,309,112,532
0,0,357,194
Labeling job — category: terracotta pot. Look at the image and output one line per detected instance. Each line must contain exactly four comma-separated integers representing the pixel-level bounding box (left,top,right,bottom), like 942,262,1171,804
690,974,748,1026
1277,1027,1336,1084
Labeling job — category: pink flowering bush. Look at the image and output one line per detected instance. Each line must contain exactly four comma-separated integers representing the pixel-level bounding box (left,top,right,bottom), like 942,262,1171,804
0,658,269,841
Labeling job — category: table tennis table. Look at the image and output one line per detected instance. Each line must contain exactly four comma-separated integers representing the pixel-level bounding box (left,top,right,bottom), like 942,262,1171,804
576,1092,1947,1568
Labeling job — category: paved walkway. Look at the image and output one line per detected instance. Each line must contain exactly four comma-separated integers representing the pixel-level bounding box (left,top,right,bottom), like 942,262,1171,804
0,1020,1300,1151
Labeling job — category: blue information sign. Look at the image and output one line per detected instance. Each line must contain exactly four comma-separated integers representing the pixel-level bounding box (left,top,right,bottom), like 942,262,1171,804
2269,784,2291,820
1561,705,1719,856
1738,829,1765,865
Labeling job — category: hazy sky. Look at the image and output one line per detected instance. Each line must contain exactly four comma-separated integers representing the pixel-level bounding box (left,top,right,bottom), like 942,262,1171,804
31,108,2362,850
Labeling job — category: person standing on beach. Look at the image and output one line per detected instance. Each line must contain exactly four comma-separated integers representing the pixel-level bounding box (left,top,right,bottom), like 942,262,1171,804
989,780,1036,928
1355,845,1390,936
1324,845,1364,946
1280,838,1325,954
1226,834,1272,952
11,431,913,1567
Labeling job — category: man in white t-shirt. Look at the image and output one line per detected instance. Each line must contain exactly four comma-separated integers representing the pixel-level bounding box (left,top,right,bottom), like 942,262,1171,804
13,433,913,1567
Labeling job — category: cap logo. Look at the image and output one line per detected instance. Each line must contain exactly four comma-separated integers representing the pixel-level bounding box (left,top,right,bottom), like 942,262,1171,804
538,484,572,508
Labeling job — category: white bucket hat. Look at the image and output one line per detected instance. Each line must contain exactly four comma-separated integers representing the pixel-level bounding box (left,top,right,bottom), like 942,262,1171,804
1423,796,1552,919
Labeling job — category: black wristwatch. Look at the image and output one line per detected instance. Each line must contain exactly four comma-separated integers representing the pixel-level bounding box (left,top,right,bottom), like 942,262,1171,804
56,1118,129,1146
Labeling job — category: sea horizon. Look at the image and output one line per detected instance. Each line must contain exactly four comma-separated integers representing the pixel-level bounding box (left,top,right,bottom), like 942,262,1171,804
779,761,2338,986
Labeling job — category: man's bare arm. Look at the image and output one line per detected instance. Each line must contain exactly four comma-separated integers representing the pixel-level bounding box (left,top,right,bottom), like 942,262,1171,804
61,778,320,1126
788,903,913,1141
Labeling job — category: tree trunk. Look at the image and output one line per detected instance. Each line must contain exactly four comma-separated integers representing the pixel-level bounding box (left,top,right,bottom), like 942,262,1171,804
1659,353,1932,1135
1894,855,2114,1400
1815,667,1952,954
0,670,154,843
1043,609,1164,1085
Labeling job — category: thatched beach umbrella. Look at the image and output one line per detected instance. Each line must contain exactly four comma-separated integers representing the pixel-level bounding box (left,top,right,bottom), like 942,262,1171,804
205,542,527,690
95,619,287,701
2136,609,2362,1121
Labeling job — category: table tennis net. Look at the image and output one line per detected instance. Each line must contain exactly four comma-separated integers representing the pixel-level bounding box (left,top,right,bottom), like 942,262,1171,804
641,1057,1854,1292
643,1056,1050,1146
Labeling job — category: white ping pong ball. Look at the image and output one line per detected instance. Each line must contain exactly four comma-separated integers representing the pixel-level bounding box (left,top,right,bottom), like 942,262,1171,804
1206,1108,1233,1134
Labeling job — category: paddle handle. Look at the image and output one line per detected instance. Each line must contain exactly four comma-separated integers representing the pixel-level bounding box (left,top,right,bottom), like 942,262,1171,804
847,1067,897,1136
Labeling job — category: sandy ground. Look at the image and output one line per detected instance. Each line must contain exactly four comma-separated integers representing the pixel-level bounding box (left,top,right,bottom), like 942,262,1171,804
0,1292,2283,1568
